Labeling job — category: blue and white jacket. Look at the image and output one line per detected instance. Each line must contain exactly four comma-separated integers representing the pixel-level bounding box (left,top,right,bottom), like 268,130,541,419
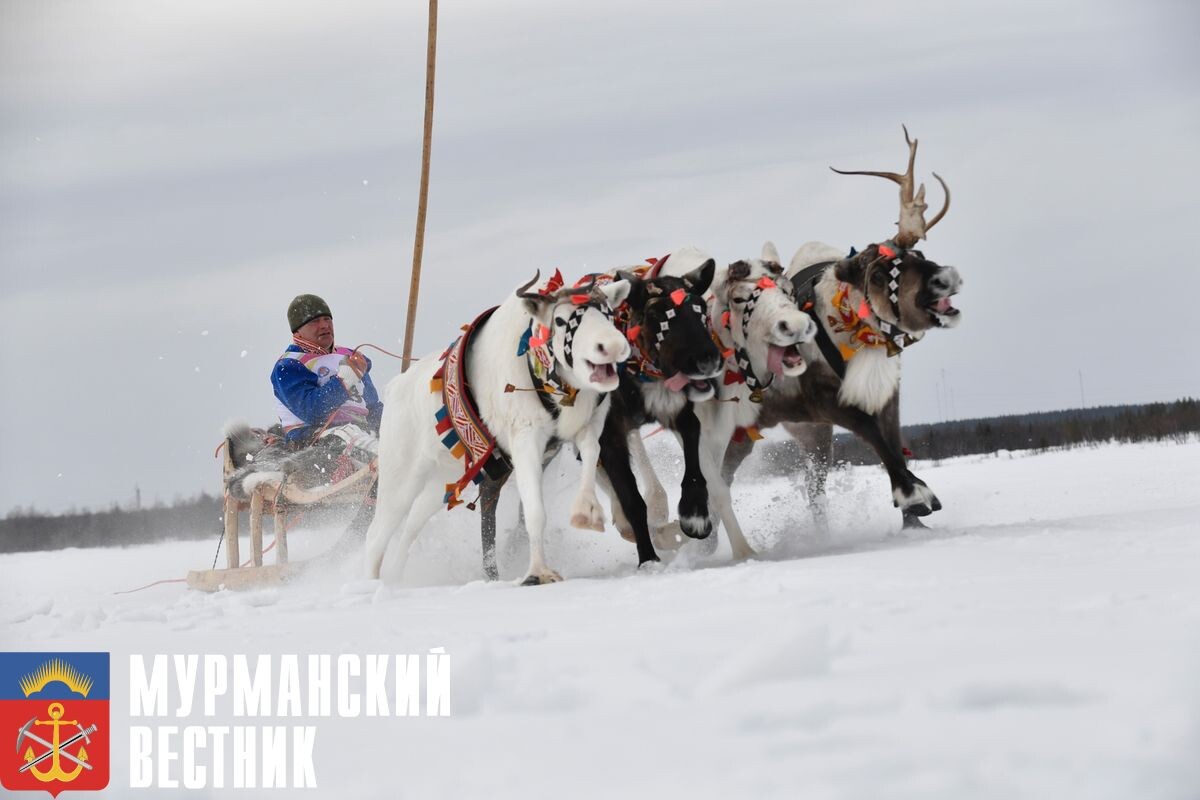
271,345,383,443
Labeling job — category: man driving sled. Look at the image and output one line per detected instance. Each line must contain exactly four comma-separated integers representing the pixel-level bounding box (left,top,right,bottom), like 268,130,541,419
272,294,382,543
274,293,383,452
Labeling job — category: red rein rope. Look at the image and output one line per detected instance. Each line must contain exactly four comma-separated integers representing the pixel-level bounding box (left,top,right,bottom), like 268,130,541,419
352,342,414,362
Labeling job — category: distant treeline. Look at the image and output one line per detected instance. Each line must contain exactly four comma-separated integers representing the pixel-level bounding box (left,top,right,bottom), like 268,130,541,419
760,397,1198,468
0,493,224,555
858,397,1197,463
3,399,1196,554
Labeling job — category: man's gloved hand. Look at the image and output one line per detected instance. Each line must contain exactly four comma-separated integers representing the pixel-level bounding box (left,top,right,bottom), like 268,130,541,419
338,361,365,401
346,351,368,378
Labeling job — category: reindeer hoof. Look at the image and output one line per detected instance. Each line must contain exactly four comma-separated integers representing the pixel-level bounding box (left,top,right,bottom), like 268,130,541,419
680,514,712,540
902,512,929,530
570,512,605,532
893,482,939,517
519,570,563,586
696,536,720,557
651,523,685,551
730,544,756,562
569,494,606,532
638,556,663,572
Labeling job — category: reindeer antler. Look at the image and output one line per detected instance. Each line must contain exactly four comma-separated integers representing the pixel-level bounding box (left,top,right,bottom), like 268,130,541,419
515,270,543,299
830,124,950,248
516,272,603,303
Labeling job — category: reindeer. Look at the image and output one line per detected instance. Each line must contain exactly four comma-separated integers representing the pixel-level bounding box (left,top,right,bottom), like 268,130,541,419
364,274,632,586
630,128,961,553
724,126,963,533
476,252,726,579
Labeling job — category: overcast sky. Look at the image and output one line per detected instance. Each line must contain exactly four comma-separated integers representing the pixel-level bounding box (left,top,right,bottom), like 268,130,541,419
2,0,1198,513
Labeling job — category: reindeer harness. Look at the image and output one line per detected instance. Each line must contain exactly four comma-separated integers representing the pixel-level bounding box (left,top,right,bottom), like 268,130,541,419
790,242,921,380
515,276,615,418
430,307,513,509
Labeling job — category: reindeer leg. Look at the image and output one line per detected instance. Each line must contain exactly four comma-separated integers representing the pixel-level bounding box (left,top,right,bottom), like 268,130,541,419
569,417,606,533
478,476,506,581
675,403,712,540
509,431,559,585
827,403,939,522
783,422,832,535
365,464,429,581
595,466,634,543
599,413,659,566
378,486,445,583
699,426,755,561
342,479,378,544
320,479,378,562
877,393,935,529
720,429,755,487
628,429,669,532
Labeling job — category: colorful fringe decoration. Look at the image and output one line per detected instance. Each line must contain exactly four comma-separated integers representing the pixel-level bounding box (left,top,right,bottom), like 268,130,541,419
829,282,913,359
431,306,512,509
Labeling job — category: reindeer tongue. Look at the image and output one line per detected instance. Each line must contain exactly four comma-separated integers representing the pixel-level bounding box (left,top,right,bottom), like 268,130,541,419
664,372,691,392
935,296,954,313
767,345,785,376
589,362,616,384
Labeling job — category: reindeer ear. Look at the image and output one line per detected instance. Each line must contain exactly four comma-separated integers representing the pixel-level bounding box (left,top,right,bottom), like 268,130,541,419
834,249,868,286
521,294,554,321
728,260,751,281
615,271,647,309
516,270,553,320
599,279,631,311
761,241,781,263
682,258,715,296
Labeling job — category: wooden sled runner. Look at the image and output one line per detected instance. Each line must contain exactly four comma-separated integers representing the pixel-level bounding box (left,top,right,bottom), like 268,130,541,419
186,432,375,592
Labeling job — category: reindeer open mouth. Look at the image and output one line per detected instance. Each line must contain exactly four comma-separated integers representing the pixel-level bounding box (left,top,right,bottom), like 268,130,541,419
586,359,619,385
926,294,961,328
767,343,806,376
663,371,720,398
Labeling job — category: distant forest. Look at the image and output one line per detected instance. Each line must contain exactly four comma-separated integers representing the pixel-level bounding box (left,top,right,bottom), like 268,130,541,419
2,398,1196,554
841,397,1198,464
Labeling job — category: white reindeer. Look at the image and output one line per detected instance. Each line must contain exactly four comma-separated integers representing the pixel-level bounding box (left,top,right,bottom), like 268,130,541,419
365,275,632,586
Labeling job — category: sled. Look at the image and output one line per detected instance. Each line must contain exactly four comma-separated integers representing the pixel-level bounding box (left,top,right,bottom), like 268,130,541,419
186,431,375,592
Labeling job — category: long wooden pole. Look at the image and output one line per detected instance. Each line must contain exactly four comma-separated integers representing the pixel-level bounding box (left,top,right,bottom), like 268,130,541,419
401,0,438,372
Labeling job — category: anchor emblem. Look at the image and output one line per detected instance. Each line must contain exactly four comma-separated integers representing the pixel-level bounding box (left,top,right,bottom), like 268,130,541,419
16,702,98,783
0,652,110,796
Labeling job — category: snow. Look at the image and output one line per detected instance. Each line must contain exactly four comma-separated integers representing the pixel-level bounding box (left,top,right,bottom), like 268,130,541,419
2,439,1198,798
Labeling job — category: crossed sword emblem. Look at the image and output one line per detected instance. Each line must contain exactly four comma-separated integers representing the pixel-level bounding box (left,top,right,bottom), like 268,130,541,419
17,716,98,776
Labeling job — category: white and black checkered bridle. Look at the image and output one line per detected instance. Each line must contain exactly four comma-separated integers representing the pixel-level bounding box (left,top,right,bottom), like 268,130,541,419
727,271,798,399
646,293,708,347
558,294,614,370
863,241,918,352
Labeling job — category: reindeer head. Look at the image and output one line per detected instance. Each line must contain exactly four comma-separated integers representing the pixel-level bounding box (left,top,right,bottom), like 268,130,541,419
715,245,817,380
616,259,723,402
830,126,962,334
517,273,632,392
834,244,962,334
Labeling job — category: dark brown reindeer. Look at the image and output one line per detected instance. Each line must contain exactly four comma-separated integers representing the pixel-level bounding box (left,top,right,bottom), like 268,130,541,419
723,126,963,533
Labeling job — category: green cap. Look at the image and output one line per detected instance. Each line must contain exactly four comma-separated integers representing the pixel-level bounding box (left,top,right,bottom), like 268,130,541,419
287,294,333,332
